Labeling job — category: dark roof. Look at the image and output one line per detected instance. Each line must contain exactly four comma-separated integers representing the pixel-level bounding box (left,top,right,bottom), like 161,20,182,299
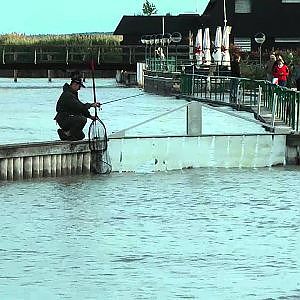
114,15,203,36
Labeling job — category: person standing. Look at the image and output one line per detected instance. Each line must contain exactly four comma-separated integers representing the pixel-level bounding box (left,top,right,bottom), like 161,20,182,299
272,58,289,87
265,54,276,81
292,61,300,91
54,75,100,141
230,53,241,102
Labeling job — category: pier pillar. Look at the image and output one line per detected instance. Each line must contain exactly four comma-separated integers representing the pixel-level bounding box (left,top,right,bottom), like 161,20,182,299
0,159,8,180
187,101,202,136
13,53,18,82
47,55,52,82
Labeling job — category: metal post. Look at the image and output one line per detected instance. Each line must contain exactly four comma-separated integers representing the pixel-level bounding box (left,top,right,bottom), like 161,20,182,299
66,48,69,65
2,48,5,64
259,45,262,67
34,49,37,64
191,65,195,95
258,85,262,115
129,47,132,64
175,45,178,72
224,0,227,27
47,55,52,82
97,47,101,64
13,52,17,82
271,94,278,128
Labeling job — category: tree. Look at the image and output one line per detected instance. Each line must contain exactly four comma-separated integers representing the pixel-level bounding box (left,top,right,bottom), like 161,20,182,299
142,0,157,16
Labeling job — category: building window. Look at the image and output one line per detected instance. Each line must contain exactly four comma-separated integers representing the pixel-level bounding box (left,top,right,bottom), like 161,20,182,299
234,37,251,52
282,0,300,3
235,0,251,13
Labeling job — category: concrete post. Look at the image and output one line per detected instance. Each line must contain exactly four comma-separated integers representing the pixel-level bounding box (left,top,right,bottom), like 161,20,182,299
187,101,202,136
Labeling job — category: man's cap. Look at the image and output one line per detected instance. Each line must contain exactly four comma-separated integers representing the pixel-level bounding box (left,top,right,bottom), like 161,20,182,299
71,78,86,88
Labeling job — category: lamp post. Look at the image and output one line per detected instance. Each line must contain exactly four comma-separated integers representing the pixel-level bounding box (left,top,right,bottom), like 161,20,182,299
141,35,147,63
149,35,155,70
254,32,266,67
171,32,182,71
163,33,171,70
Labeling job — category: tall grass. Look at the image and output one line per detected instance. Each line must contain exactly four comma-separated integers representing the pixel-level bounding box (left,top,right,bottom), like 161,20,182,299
0,33,122,47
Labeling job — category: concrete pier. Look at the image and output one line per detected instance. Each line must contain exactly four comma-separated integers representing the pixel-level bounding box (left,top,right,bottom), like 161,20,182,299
0,140,93,180
0,133,289,181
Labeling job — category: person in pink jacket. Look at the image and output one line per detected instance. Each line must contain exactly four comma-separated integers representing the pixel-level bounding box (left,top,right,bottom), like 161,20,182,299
272,58,289,87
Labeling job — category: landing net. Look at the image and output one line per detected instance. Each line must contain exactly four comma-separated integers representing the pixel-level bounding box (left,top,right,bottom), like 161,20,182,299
88,117,112,174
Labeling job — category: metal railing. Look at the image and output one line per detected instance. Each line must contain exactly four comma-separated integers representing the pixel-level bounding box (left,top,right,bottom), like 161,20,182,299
0,44,146,65
0,44,191,67
181,73,300,132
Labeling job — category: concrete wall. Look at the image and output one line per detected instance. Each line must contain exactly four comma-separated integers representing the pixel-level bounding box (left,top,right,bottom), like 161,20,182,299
144,74,180,96
108,134,286,172
0,133,289,180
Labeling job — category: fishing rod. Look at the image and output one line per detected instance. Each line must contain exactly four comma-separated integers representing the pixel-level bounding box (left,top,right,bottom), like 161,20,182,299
101,92,145,105
90,60,98,117
88,60,111,174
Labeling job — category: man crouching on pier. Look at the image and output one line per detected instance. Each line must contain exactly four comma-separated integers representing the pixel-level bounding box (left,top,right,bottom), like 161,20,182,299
54,75,100,141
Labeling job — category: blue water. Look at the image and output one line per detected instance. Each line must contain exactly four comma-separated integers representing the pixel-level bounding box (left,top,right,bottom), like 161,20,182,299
0,78,299,299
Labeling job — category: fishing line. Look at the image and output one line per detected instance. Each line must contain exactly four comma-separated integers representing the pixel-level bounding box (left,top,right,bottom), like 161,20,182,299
101,92,145,105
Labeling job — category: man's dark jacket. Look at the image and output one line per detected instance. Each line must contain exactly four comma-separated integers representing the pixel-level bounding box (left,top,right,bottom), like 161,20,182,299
54,83,92,121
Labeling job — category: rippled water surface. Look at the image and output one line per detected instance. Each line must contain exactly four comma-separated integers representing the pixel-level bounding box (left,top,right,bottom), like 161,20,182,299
0,79,299,299
0,77,265,144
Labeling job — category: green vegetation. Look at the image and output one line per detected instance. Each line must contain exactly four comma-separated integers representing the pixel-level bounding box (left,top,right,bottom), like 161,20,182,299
142,0,157,16
232,47,300,87
0,33,122,47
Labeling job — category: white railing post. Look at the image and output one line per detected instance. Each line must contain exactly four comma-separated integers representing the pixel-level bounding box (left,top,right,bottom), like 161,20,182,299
271,94,278,128
97,47,101,64
34,49,37,64
257,85,262,116
66,48,69,65
191,65,195,95
2,48,5,64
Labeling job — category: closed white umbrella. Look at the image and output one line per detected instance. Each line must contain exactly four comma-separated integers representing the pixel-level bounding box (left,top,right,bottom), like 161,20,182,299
203,27,211,65
212,26,222,64
221,26,231,67
194,28,203,66
189,30,194,61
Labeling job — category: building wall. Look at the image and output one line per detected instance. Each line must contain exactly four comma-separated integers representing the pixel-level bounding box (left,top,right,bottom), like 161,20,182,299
203,0,300,50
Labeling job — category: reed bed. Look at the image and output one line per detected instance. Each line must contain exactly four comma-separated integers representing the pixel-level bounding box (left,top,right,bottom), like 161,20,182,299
0,33,122,47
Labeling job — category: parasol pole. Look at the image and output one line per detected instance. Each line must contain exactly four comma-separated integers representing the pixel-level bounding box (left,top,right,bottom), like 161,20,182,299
224,0,227,27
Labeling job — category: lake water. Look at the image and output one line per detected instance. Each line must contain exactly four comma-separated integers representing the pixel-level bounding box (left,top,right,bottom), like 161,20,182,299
0,78,299,300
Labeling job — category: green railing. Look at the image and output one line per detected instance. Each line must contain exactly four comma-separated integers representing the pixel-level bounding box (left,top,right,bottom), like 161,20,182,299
181,73,300,132
146,57,178,72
